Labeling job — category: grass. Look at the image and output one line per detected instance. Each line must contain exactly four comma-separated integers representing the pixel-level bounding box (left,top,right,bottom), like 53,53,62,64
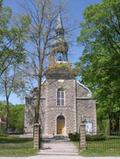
0,136,37,156
74,137,120,156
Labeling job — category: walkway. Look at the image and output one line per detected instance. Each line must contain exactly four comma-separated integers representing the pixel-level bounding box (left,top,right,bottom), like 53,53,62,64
0,139,120,159
39,139,79,156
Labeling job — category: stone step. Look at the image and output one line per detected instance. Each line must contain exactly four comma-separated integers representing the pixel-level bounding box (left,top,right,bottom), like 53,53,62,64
42,136,70,143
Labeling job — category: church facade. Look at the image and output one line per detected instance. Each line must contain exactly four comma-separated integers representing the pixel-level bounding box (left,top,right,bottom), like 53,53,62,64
24,14,97,137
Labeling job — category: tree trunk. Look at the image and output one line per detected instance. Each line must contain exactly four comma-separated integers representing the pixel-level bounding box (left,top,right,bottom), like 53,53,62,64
6,96,10,130
4,81,10,130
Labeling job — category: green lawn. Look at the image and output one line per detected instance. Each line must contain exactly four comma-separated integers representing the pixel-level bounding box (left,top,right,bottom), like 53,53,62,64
0,136,37,156
74,137,120,156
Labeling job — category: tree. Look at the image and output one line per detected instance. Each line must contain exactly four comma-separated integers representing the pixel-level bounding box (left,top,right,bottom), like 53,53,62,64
0,64,26,128
0,101,7,120
0,0,30,128
9,104,24,133
76,0,120,133
19,0,65,125
0,102,24,134
0,101,6,134
16,0,67,148
0,0,30,76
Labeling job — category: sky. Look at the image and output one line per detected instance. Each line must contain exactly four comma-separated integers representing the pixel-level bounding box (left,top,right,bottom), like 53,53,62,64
0,0,101,104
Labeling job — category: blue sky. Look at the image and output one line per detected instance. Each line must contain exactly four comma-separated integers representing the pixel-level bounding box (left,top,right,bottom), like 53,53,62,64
0,0,101,104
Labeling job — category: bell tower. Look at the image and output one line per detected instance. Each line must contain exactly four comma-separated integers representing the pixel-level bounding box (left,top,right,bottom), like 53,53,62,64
47,13,75,79
49,13,68,65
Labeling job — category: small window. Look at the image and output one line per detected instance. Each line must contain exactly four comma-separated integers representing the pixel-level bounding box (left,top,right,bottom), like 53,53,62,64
57,88,64,106
26,97,31,105
55,52,67,61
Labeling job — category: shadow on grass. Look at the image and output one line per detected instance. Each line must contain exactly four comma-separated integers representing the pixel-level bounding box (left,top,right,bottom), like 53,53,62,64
0,136,33,143
73,137,120,157
0,136,37,156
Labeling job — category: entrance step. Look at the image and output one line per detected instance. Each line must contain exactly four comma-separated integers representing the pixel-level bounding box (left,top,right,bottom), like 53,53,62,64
53,135,69,141
42,136,70,143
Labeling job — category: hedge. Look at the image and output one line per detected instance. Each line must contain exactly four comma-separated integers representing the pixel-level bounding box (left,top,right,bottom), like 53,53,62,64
69,132,106,141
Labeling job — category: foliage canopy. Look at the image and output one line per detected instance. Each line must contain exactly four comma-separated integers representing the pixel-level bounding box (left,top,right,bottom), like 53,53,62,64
76,0,120,122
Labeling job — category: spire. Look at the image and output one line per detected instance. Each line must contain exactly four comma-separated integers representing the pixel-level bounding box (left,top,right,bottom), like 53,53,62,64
56,12,63,30
48,13,68,65
56,12,64,35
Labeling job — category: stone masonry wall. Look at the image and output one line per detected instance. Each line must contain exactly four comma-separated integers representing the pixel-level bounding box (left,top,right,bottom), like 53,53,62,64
24,79,97,136
76,82,91,97
24,88,46,134
76,99,97,134
44,79,77,136
24,98,35,134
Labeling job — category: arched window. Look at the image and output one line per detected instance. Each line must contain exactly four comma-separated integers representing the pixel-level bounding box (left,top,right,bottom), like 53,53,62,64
55,52,67,61
57,88,64,106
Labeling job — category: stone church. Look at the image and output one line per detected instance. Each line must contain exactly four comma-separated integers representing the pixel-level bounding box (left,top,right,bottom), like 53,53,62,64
24,14,97,137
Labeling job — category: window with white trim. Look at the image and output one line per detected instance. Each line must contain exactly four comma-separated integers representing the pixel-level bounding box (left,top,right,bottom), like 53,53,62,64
57,88,64,106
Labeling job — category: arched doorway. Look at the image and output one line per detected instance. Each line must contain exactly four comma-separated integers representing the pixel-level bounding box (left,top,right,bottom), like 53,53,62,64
57,115,65,135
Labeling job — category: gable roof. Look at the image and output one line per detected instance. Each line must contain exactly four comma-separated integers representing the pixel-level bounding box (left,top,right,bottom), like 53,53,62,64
77,81,92,97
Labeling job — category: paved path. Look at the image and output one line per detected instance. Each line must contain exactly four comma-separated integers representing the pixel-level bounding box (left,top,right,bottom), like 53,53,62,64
0,156,120,159
0,140,120,159
39,140,79,156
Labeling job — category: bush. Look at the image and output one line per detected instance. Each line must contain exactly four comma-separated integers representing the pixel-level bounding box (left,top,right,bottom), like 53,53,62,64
69,132,106,141
0,128,7,137
86,134,106,141
69,132,79,141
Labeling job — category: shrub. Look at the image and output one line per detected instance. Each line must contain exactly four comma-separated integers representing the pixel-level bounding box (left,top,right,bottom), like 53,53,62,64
69,132,79,141
0,128,7,137
86,134,106,141
69,132,107,141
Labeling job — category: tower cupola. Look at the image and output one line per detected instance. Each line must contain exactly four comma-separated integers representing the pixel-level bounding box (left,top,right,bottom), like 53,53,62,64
50,13,68,63
46,13,75,79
